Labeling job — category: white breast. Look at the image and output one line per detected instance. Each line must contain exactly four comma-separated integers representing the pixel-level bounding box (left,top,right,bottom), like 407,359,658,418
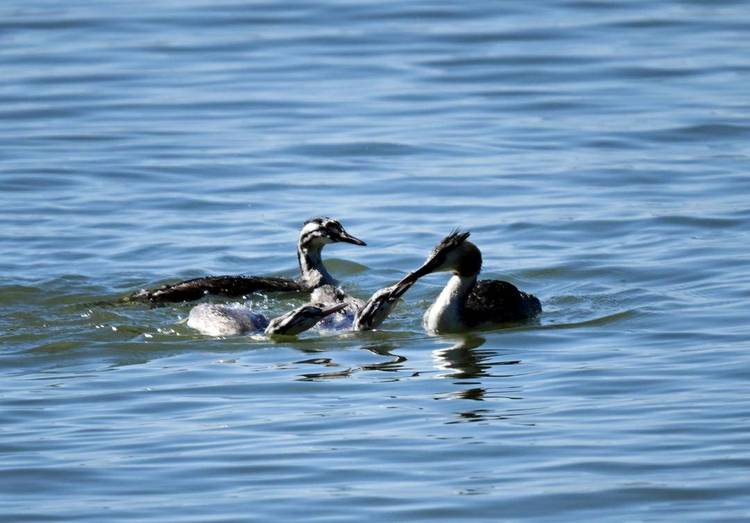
187,303,267,336
423,275,473,334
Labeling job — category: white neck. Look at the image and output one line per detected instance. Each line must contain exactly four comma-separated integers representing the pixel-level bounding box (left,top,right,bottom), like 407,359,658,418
298,243,336,288
424,273,476,333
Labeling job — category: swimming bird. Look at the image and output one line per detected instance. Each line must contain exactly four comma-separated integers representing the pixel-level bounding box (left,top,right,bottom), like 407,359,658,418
126,217,366,304
302,271,418,332
187,302,347,337
307,284,365,330
396,231,541,333
352,279,415,331
186,279,411,337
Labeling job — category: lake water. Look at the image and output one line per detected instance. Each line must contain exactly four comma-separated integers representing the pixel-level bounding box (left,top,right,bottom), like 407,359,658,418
2,0,750,521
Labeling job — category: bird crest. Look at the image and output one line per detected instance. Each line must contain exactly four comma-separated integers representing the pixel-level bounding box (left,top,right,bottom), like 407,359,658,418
431,229,471,257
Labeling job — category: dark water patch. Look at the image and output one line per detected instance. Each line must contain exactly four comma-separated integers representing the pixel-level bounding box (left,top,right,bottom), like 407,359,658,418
582,137,646,150
605,16,696,29
424,66,601,86
0,16,107,31
281,141,432,157
678,0,750,7
342,3,494,22
475,86,568,98
562,0,634,10
609,65,705,79
140,40,260,55
429,28,575,45
18,72,137,86
0,285,46,303
637,123,750,143
654,214,746,229
538,309,639,330
1,466,105,495
423,54,605,69
509,98,602,113
0,106,86,120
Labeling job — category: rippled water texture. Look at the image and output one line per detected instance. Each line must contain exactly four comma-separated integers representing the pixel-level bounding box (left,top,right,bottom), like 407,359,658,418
2,1,750,521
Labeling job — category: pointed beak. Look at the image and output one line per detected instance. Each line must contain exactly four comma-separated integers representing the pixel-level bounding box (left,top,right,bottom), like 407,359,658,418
320,303,348,316
396,255,441,287
336,229,366,246
389,278,416,300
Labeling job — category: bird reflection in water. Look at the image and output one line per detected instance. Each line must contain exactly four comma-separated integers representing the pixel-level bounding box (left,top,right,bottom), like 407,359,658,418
432,333,491,380
295,342,406,381
433,334,527,424
359,343,408,374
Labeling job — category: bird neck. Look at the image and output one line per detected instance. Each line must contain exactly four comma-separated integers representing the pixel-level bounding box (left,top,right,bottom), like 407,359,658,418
297,242,336,289
425,273,477,333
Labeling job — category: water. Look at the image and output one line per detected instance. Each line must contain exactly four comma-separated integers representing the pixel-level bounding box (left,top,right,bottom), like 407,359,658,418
2,0,750,521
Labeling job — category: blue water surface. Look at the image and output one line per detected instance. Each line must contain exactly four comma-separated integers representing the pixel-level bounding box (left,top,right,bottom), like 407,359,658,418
2,1,750,521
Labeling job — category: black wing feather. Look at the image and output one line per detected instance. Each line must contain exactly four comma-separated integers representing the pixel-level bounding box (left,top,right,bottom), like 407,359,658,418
465,279,541,326
126,275,304,304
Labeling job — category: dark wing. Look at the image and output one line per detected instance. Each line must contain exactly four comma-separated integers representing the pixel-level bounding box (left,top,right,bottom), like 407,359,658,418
465,279,541,326
125,275,304,304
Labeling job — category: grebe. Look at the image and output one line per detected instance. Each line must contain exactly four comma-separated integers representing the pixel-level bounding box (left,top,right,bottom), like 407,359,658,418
352,279,415,331
186,280,413,336
298,277,416,332
126,217,366,304
396,231,541,333
308,284,365,330
187,302,347,337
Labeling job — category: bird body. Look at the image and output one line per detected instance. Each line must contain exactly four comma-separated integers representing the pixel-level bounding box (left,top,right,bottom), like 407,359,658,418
186,278,415,337
129,219,537,336
309,284,365,330
187,302,346,337
170,216,413,336
465,279,541,326
130,275,303,304
352,280,414,331
398,231,541,333
126,217,365,304
187,303,269,336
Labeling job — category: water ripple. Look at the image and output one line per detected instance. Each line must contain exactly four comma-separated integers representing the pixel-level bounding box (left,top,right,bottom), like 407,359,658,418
2,0,750,521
